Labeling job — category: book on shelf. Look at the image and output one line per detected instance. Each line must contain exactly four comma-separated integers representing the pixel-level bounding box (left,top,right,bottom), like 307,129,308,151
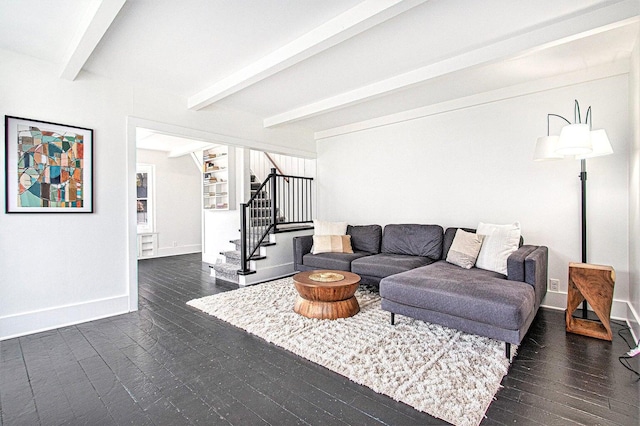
204,203,228,210
204,152,227,160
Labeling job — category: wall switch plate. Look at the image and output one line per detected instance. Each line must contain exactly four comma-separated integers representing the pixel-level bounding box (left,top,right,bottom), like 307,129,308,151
549,279,559,292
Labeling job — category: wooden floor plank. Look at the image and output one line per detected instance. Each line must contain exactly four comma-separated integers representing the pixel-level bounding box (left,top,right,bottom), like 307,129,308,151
1,253,638,426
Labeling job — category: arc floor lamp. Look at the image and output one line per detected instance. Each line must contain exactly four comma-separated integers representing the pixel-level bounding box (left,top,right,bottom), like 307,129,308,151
534,100,613,317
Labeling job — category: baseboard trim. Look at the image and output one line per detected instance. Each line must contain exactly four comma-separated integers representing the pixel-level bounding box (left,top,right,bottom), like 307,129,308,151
542,290,628,317
140,245,202,259
626,303,640,344
239,262,295,286
0,295,130,341
541,290,640,344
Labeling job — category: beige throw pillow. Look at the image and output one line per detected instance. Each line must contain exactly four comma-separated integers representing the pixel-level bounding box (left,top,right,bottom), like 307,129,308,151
446,229,485,269
312,235,354,254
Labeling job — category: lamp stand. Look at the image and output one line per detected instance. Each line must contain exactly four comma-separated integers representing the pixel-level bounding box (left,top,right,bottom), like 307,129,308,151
580,159,588,319
535,100,614,322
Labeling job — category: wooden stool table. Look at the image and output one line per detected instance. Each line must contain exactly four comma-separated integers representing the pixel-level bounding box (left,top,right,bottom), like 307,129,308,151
566,262,616,341
292,270,361,319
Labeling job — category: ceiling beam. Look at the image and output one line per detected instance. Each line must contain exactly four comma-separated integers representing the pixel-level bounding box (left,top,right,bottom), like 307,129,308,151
264,0,640,128
314,59,630,140
60,0,127,81
187,0,428,110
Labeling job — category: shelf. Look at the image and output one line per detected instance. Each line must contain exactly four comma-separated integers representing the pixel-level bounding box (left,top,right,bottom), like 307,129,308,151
204,154,228,161
202,146,234,212
137,233,158,258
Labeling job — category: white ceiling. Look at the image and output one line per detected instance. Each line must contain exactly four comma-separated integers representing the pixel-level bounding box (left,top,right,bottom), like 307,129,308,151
0,0,638,139
136,128,214,155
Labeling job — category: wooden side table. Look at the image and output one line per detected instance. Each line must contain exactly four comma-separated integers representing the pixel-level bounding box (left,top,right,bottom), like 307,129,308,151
292,270,361,320
566,262,615,341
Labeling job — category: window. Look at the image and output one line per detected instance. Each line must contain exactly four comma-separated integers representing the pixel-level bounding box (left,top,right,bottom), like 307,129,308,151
136,164,154,233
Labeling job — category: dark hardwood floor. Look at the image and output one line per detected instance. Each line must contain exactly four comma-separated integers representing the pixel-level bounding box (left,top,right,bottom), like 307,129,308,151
1,253,638,425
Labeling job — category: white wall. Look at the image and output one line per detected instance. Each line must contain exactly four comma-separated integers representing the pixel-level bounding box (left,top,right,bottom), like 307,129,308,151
0,49,314,340
316,75,631,314
250,150,317,182
629,30,640,339
137,149,202,257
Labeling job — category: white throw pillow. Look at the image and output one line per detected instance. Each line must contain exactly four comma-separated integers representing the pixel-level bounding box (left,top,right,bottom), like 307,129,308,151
446,229,484,269
475,222,521,275
313,219,347,236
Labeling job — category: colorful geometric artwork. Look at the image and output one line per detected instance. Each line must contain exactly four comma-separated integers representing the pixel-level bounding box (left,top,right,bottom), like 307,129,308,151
5,116,93,213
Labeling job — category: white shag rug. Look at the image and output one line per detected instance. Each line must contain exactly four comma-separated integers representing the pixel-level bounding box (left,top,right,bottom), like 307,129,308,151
187,278,512,426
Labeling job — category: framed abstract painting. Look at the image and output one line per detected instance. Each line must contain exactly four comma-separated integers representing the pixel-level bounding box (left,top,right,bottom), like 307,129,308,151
4,116,93,213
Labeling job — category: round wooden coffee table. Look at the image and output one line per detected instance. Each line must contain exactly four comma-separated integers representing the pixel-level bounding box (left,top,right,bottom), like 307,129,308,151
293,270,361,319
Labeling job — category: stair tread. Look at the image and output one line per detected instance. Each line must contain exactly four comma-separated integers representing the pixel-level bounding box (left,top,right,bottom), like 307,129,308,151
212,262,239,273
230,239,276,246
222,250,266,261
220,251,241,266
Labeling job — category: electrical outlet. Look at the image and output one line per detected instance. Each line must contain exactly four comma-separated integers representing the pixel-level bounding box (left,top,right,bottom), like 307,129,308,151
549,278,559,292
172,241,178,247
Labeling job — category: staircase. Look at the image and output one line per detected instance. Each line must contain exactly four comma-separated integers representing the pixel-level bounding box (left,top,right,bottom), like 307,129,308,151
247,174,284,226
211,236,269,283
211,171,313,286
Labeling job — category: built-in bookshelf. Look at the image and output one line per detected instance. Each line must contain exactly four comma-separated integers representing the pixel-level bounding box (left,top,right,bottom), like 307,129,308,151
202,145,235,210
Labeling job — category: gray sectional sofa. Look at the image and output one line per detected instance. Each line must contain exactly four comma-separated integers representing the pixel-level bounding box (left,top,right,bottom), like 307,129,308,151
292,224,548,358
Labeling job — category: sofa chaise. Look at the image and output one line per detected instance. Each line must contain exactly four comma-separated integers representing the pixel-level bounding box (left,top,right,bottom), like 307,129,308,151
292,224,548,358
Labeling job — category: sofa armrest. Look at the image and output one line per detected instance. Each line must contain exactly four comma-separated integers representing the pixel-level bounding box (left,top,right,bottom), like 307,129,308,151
507,245,548,308
293,235,314,270
507,245,538,282
525,246,548,308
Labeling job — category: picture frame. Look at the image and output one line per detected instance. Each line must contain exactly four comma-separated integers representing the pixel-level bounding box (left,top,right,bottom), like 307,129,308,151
4,116,93,213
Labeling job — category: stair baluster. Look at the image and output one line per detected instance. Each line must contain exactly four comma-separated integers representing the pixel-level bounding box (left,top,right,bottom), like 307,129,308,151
237,168,314,276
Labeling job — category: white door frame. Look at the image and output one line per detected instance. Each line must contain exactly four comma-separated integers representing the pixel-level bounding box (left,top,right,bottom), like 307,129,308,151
125,116,317,310
126,117,234,311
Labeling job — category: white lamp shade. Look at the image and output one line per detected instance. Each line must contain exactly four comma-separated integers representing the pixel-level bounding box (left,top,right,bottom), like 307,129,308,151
576,129,613,159
556,124,592,155
533,136,563,161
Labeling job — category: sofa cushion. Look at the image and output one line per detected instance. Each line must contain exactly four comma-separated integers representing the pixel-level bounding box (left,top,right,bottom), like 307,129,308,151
380,261,535,330
311,235,353,254
446,229,484,269
302,251,370,271
347,224,382,254
351,253,435,278
381,224,443,259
